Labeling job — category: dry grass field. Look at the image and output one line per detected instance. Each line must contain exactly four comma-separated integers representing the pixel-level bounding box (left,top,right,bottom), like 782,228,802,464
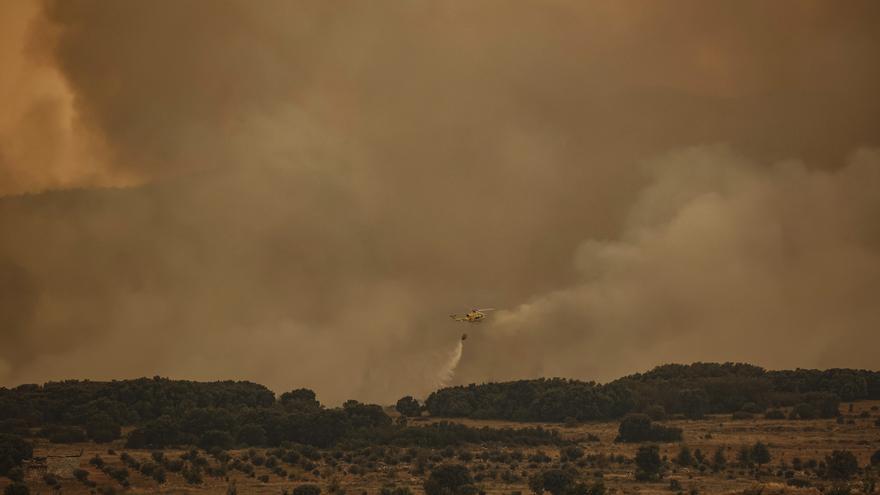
4,401,878,495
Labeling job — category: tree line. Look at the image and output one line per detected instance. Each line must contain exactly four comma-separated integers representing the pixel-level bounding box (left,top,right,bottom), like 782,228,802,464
0,379,563,477
425,362,880,421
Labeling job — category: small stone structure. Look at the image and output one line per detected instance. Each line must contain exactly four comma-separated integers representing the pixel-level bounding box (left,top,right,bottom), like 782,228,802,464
25,449,83,480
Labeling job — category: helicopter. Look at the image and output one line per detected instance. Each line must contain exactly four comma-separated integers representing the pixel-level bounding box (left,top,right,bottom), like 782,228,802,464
449,308,496,323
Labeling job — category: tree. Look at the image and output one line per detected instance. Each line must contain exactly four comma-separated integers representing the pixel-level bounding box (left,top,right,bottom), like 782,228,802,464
124,415,184,449
87,413,122,443
237,424,267,446
199,430,234,450
280,389,322,413
645,405,666,421
634,445,663,481
871,449,880,467
0,434,33,476
789,403,818,420
566,482,606,495
561,446,584,461
41,425,86,443
616,414,682,443
396,396,422,418
617,414,651,442
424,464,475,495
679,389,708,419
529,469,574,495
751,442,771,467
824,450,859,480
343,401,392,429
712,447,726,471
736,446,751,467
675,445,693,467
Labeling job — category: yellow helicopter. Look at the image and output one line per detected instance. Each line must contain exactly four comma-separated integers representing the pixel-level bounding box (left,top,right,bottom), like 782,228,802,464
449,308,496,323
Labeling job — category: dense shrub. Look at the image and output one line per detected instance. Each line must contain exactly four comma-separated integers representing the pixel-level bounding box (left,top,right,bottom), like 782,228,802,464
182,466,203,485
125,416,189,448
0,420,28,437
293,484,321,495
561,446,584,461
764,409,785,419
824,450,859,480
645,405,666,421
86,414,122,443
634,445,662,481
528,469,574,495
43,473,58,486
675,445,693,466
712,447,726,471
0,434,33,476
751,442,771,466
108,467,129,484
424,464,476,495
200,430,235,450
615,414,682,443
237,424,268,446
40,425,86,443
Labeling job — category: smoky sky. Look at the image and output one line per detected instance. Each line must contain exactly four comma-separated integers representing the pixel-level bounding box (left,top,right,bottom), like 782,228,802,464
1,0,879,404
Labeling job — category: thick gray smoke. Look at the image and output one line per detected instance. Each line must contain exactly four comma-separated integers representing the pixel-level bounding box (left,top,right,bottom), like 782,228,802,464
462,146,880,383
1,1,879,403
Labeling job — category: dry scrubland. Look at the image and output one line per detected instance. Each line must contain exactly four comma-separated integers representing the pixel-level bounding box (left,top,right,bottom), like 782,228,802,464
3,401,878,495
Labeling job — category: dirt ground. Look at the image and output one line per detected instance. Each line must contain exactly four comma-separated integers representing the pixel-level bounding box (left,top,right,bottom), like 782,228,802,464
4,401,878,495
